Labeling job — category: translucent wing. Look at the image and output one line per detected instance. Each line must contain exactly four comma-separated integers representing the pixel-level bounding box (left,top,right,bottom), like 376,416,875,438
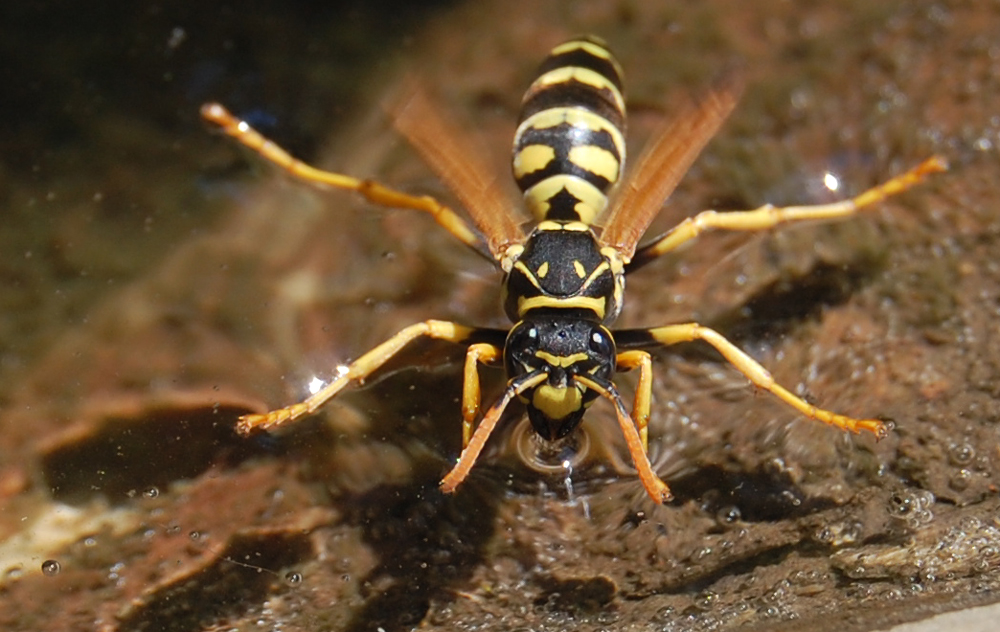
599,72,743,261
392,83,525,260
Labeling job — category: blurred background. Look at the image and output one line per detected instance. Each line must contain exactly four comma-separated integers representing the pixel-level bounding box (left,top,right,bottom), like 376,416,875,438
1,1,998,631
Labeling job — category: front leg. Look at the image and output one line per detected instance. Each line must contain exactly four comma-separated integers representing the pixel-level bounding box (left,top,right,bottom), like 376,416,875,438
238,320,489,433
440,370,548,495
616,324,888,439
574,374,673,504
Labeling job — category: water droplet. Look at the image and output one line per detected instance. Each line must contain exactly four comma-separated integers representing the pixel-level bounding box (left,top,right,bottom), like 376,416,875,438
814,526,833,544
716,505,741,526
41,560,61,576
764,580,789,603
652,605,675,623
694,590,717,611
285,571,302,585
595,610,618,624
919,566,939,583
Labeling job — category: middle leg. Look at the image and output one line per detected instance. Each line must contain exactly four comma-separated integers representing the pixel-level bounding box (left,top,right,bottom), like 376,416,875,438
461,342,504,447
626,156,946,273
616,349,654,452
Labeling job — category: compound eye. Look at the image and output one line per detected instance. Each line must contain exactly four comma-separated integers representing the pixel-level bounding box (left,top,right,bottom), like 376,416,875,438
588,327,614,359
510,324,539,353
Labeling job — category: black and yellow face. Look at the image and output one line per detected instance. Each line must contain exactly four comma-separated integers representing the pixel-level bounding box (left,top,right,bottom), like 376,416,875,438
504,317,616,441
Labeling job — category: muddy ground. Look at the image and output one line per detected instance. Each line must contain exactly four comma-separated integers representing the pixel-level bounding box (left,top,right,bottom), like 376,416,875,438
1,0,999,630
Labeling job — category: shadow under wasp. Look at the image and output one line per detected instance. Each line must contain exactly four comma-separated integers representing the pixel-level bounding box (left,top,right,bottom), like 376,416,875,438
202,36,945,504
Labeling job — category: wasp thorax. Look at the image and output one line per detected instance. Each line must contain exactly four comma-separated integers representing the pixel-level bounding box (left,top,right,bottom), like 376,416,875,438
503,223,622,325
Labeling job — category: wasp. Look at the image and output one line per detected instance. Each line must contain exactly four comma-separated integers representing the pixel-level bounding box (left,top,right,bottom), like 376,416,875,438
202,36,945,504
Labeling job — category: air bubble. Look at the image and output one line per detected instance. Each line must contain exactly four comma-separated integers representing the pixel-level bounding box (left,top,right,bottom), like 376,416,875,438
960,516,982,531
949,469,972,491
819,520,864,547
285,571,302,585
41,560,61,576
948,442,975,465
143,486,159,499
887,489,935,526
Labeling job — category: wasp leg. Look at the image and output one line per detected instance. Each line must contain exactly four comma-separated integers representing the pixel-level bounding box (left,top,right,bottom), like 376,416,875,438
574,375,673,504
237,320,492,434
461,342,503,447
440,370,548,494
201,103,486,255
618,324,888,439
615,350,653,453
626,156,947,273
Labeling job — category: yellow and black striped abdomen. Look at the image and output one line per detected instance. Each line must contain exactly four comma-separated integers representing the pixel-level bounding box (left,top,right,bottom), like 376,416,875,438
512,37,626,226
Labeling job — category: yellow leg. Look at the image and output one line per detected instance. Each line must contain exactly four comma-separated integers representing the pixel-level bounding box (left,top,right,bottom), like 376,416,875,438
616,350,653,452
574,375,672,504
236,320,476,434
440,371,548,494
647,323,888,439
201,103,484,253
461,343,503,447
629,156,947,269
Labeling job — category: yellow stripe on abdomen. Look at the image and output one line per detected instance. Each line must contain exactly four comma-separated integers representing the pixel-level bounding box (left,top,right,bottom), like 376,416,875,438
512,36,627,225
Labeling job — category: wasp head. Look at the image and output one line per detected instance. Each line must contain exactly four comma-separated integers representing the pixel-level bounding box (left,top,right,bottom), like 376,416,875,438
504,315,616,441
